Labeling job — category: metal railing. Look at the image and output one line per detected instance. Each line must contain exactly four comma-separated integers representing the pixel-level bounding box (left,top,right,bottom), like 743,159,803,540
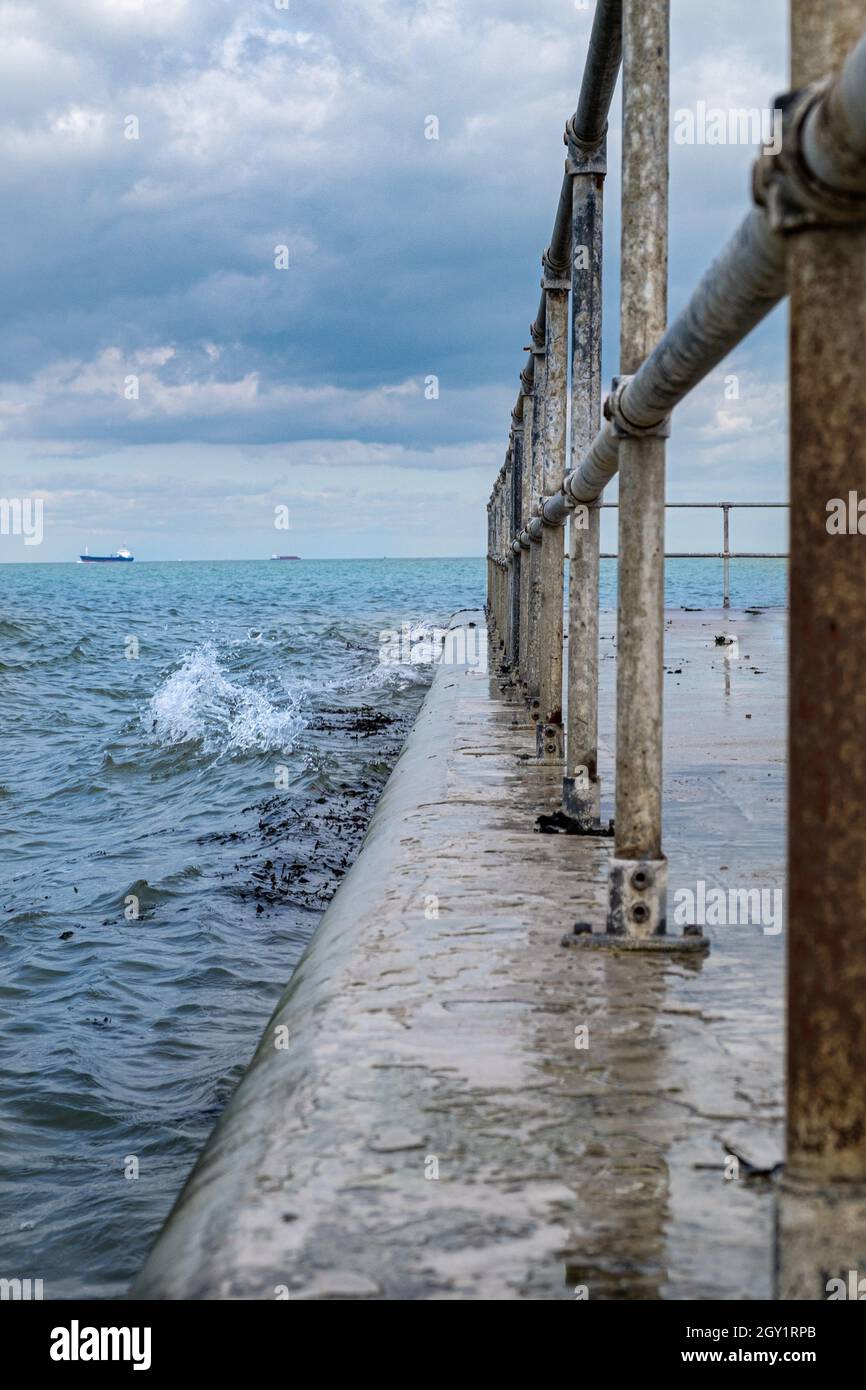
598,502,788,607
484,0,866,1291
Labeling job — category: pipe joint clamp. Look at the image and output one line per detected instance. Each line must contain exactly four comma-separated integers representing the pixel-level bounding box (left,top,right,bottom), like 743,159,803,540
603,375,671,439
541,246,570,291
540,488,574,526
753,81,866,234
564,117,608,176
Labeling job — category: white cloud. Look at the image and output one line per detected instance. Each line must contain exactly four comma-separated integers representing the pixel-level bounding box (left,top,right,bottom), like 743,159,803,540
0,0,792,555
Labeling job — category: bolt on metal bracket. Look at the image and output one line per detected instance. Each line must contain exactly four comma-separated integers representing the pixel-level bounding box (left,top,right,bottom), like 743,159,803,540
608,858,668,936
562,858,709,952
753,82,866,235
603,376,672,439
536,721,564,760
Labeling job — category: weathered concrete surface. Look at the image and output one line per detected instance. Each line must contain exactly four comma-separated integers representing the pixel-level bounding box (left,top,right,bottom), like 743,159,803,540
133,609,785,1300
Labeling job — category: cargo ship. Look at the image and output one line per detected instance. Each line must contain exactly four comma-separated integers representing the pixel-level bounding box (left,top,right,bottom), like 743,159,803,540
270,554,300,560
79,547,134,563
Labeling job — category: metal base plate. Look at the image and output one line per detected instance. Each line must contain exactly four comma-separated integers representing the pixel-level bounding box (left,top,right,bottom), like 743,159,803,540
560,927,709,953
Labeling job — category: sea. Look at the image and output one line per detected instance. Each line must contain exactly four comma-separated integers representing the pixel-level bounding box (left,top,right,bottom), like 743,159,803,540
0,555,786,1298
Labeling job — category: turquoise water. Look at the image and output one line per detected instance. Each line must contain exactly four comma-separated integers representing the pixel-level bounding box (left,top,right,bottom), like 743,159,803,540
0,556,785,1298
599,555,788,609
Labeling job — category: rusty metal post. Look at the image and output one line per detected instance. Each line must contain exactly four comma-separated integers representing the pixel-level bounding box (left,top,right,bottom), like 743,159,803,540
564,132,606,823
536,258,569,759
491,483,499,646
778,0,866,1298
504,449,514,664
722,504,731,609
497,478,505,656
510,417,524,673
492,483,497,644
518,370,534,690
500,472,508,660
500,483,508,659
488,487,496,645
525,331,546,722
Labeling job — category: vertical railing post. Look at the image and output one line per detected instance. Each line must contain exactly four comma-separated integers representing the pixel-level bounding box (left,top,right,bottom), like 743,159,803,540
496,471,505,663
722,504,731,609
604,0,675,941
564,130,607,823
503,451,514,664
500,470,508,661
492,480,501,655
510,414,524,674
492,483,497,644
518,367,534,694
486,497,493,629
778,0,866,1297
536,257,570,758
491,484,498,643
525,330,546,723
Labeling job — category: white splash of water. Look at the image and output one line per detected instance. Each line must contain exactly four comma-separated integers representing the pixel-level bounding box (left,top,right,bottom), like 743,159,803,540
144,642,305,754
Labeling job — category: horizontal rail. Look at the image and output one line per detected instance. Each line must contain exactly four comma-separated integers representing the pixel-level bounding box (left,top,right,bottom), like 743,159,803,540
599,553,787,559
600,508,789,514
594,503,788,601
535,209,789,527
589,505,795,603
525,23,866,532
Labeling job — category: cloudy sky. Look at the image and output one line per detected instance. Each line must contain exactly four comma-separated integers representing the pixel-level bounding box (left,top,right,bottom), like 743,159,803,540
0,0,790,561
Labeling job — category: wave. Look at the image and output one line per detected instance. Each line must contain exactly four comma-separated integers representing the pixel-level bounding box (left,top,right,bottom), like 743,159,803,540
143,642,306,756
355,660,432,691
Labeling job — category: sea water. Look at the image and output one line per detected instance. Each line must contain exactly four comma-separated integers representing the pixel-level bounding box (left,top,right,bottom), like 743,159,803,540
0,556,785,1296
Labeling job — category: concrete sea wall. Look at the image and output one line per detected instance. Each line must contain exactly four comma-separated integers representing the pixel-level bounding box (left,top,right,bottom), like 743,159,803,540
133,609,785,1299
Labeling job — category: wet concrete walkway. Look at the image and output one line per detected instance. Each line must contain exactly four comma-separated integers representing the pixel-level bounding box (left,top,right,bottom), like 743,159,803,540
133,608,786,1300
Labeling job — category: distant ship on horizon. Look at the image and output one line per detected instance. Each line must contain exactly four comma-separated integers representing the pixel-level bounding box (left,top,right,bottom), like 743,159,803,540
270,554,300,560
79,546,134,563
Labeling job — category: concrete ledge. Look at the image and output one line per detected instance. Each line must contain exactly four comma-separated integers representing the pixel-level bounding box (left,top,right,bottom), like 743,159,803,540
132,611,784,1300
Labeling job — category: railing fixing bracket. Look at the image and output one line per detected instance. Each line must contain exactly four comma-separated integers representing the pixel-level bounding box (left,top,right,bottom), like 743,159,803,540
753,82,866,235
603,376,672,439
